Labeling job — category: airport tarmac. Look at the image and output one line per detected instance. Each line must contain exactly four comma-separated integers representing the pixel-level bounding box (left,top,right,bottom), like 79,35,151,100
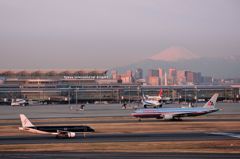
1,152,240,159
0,132,239,145
0,102,239,119
0,103,239,158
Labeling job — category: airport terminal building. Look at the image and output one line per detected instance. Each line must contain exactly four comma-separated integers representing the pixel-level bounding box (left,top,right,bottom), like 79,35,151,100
0,69,239,104
0,69,133,104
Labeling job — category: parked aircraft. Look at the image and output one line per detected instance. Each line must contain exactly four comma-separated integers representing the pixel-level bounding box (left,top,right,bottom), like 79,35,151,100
19,114,95,138
145,89,163,101
132,93,219,121
11,98,29,106
142,97,162,108
142,89,163,108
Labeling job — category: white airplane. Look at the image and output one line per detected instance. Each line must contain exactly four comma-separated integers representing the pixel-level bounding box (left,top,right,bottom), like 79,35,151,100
142,89,163,108
142,96,162,108
19,114,95,138
11,98,29,106
132,93,219,121
145,89,163,101
145,89,172,104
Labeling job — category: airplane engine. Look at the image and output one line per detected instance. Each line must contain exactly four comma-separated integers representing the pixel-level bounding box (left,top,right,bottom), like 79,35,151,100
67,132,76,138
163,114,173,120
56,131,76,138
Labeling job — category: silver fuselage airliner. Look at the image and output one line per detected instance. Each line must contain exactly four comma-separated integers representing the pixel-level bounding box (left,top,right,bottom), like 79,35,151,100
132,93,219,120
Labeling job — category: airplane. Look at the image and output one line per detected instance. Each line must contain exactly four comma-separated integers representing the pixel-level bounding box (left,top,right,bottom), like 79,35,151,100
142,97,162,108
145,89,163,101
132,93,219,121
18,114,95,138
142,89,163,108
145,89,172,104
11,98,29,106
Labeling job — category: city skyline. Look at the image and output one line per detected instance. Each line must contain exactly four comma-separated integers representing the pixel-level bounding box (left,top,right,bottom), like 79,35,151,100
112,67,216,85
0,0,240,69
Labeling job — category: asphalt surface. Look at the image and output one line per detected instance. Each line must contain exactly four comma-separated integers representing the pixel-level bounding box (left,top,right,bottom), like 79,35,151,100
1,152,240,159
0,132,239,145
0,103,239,159
1,117,240,126
0,102,239,119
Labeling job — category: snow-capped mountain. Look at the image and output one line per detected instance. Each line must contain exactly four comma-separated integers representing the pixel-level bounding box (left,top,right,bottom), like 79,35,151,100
149,46,200,62
112,47,240,78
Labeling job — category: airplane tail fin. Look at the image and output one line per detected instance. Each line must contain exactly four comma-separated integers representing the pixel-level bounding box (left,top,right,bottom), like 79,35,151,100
20,114,34,128
142,92,146,100
158,89,163,97
203,93,219,108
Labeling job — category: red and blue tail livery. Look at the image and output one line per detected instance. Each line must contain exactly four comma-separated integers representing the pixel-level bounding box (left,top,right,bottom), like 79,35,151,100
132,93,219,121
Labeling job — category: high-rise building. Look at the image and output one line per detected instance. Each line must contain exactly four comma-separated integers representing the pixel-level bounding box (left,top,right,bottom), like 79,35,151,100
148,76,160,86
134,68,143,80
111,70,118,80
202,76,213,85
168,68,177,85
147,69,159,77
176,70,186,85
158,68,164,85
196,72,202,84
147,69,160,85
185,71,194,85
126,70,132,77
164,72,168,86
120,70,133,84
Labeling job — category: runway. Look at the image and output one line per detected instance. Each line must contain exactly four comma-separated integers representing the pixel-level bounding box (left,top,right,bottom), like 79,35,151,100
0,102,239,119
0,132,239,145
1,117,240,126
1,152,240,159
0,103,239,158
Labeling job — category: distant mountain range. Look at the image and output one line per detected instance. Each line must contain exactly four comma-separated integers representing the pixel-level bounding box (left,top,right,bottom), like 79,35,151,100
113,47,240,78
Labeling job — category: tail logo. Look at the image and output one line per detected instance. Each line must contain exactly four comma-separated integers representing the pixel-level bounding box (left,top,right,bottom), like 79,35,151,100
159,89,163,97
24,118,28,126
207,101,214,106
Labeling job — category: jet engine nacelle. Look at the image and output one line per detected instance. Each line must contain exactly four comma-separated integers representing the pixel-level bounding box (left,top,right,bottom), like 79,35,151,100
57,131,76,138
67,132,76,138
163,114,173,120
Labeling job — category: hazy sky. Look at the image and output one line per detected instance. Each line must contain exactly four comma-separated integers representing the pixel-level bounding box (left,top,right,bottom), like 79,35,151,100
0,0,239,69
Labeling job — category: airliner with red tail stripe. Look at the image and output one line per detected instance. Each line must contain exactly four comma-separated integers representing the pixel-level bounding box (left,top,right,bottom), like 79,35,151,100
142,89,163,108
132,93,219,121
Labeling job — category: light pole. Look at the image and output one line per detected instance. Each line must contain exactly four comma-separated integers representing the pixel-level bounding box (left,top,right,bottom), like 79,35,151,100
68,86,71,105
117,89,120,103
128,86,130,104
185,87,187,103
75,88,78,105
195,85,198,106
179,95,181,104
100,84,102,103
137,85,140,104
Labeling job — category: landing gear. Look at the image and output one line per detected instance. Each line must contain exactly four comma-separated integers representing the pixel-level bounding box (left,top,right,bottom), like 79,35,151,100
172,117,182,121
122,103,127,109
138,118,142,122
80,104,85,110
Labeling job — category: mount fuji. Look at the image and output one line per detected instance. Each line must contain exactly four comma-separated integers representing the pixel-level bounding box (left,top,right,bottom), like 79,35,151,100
113,46,240,78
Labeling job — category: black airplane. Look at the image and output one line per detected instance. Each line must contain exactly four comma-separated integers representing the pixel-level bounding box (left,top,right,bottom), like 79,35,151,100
19,114,95,138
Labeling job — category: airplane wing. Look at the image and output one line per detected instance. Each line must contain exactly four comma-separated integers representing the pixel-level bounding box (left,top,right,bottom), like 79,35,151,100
160,111,203,120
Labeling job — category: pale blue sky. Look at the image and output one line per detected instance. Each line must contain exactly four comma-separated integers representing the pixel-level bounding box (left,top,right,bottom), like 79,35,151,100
0,0,239,69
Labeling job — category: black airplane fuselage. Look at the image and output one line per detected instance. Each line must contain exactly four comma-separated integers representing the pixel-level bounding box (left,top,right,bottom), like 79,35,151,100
29,125,95,133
